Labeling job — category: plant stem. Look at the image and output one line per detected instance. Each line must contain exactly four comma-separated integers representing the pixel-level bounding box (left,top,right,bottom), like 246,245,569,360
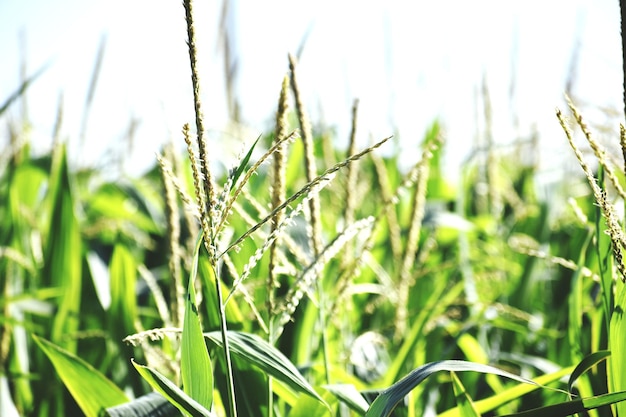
212,266,238,417
183,0,236,414
619,0,626,123
317,284,331,385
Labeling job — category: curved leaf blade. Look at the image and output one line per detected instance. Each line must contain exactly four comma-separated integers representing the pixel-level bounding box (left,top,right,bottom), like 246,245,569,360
230,135,261,193
498,390,626,417
365,360,565,417
451,372,481,417
105,392,179,417
33,335,128,417
132,360,214,417
439,366,574,417
205,330,326,406
567,350,611,396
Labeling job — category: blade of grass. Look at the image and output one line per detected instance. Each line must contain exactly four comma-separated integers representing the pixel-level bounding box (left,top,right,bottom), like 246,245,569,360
204,330,327,407
44,144,82,352
229,135,261,194
365,360,569,417
213,354,268,417
33,335,128,417
287,387,336,417
197,255,245,330
182,242,214,411
439,366,574,417
108,243,146,394
385,281,464,385
324,384,370,416
566,227,597,411
105,392,179,417
567,351,611,397
595,167,614,329
109,244,138,341
271,379,299,407
451,372,481,417
457,332,506,397
498,391,626,417
132,360,214,417
610,283,626,417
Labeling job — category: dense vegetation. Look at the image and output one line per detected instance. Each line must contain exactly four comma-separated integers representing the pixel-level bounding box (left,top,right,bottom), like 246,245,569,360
2,2,626,416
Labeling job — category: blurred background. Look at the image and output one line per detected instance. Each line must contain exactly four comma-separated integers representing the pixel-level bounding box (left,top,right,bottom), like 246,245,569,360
0,0,622,184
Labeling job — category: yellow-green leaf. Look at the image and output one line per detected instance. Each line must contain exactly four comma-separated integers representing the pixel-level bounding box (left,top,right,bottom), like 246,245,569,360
451,372,481,417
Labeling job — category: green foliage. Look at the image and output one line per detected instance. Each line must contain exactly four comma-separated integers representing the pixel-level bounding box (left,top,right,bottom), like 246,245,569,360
182,238,214,411
3,97,626,416
451,372,481,417
3,4,626,417
364,360,562,417
33,335,128,417
132,360,214,417
204,331,325,406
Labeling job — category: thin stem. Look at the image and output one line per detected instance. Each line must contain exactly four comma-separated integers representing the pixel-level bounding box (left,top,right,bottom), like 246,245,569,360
619,0,626,123
183,0,235,415
215,271,237,417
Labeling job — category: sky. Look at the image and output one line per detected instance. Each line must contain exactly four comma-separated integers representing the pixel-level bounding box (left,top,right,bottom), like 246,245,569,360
0,0,623,184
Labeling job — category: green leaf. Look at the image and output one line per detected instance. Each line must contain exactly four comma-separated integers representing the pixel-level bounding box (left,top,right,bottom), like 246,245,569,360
595,167,614,323
611,284,626,416
583,390,626,410
105,392,179,417
204,330,326,407
385,282,464,385
87,183,159,235
271,379,299,407
451,372,481,417
498,390,626,417
324,384,369,415
132,360,214,417
181,237,214,410
109,244,138,339
566,228,596,402
44,144,82,352
229,135,261,193
213,355,268,417
365,360,565,417
287,386,337,417
567,351,611,396
439,366,574,417
33,335,128,417
457,333,506,396
197,254,244,330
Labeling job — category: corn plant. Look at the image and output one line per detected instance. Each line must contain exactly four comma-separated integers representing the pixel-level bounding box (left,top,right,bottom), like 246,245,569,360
3,1,626,416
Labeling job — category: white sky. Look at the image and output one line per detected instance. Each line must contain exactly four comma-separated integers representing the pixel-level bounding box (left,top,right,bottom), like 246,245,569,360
0,0,623,183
